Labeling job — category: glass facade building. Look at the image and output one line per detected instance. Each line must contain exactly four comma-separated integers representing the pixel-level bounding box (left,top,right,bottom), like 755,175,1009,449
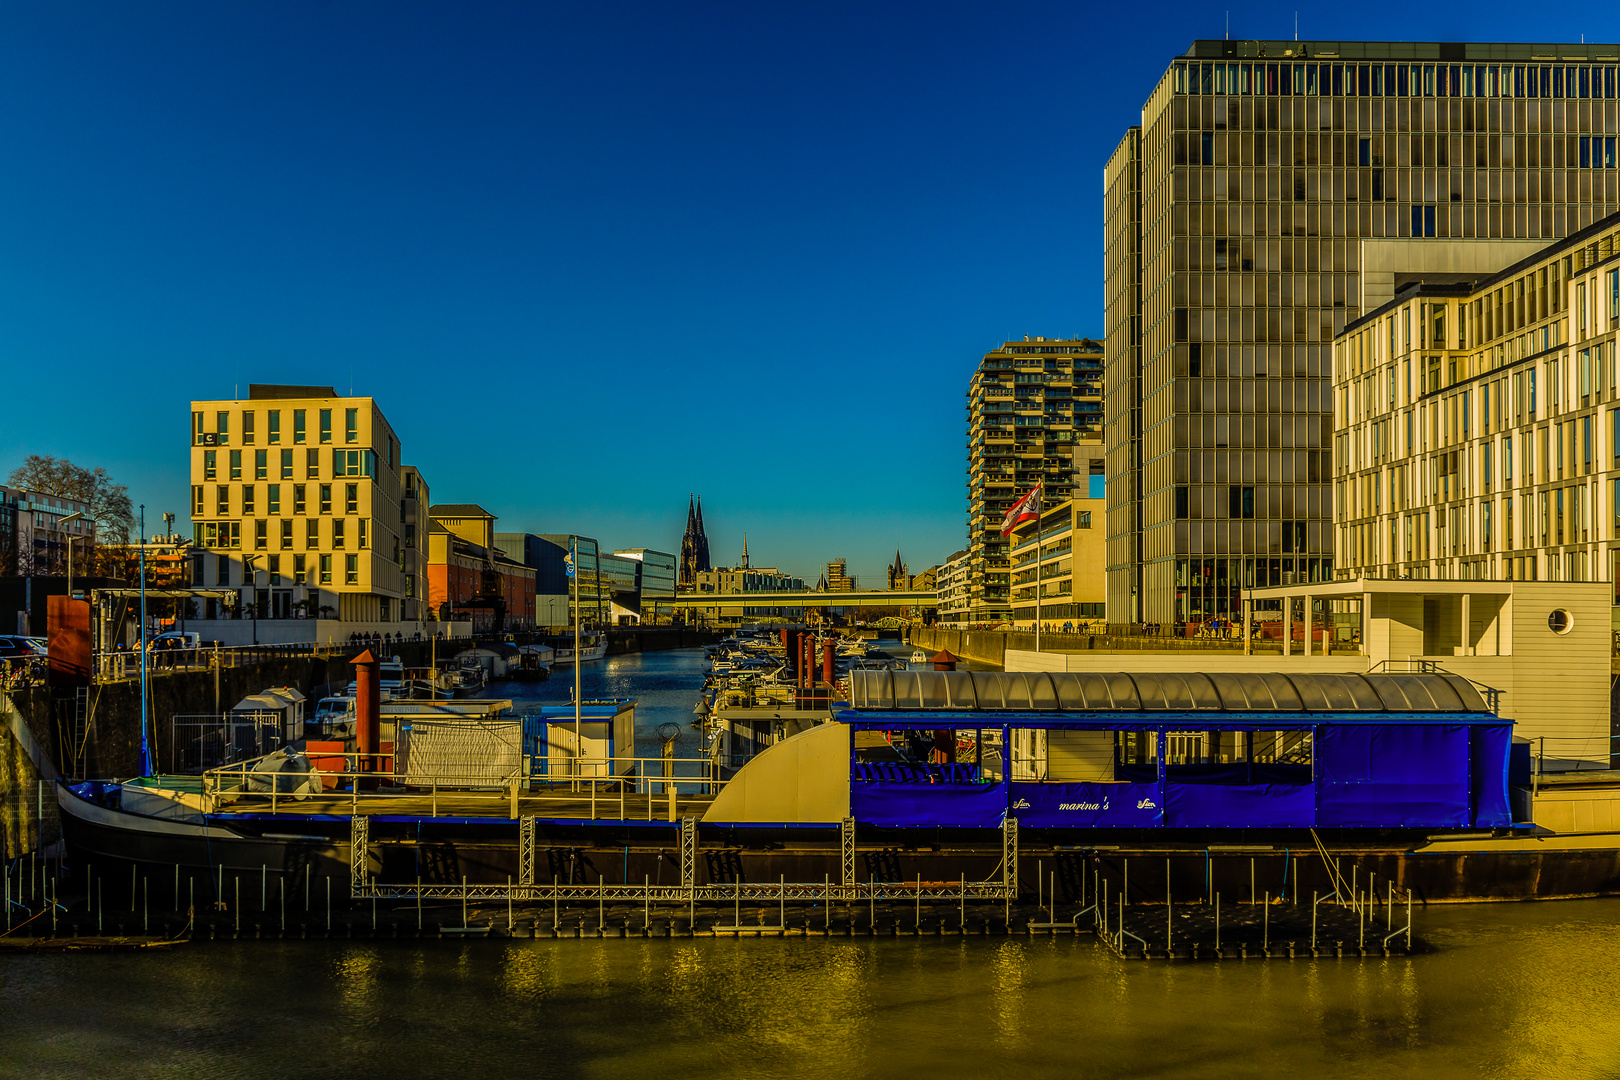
1333,211,1620,585
1105,40,1620,626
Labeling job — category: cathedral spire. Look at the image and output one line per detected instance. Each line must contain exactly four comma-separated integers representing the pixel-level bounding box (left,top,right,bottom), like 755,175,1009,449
741,532,749,570
679,493,711,587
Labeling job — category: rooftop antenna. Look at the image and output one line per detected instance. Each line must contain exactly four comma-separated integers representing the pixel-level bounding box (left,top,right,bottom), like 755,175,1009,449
1225,11,1229,39
1294,11,1298,41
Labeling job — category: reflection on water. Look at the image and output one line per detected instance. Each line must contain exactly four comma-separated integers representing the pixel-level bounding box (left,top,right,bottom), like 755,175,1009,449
3,900,1620,1079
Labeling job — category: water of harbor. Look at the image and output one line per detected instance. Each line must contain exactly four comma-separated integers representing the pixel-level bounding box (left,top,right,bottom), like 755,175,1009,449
10,644,1618,1078
2,899,1619,1079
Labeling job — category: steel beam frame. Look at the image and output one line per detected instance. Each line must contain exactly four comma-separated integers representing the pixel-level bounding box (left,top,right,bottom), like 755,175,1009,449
841,817,856,886
519,816,536,887
350,813,370,898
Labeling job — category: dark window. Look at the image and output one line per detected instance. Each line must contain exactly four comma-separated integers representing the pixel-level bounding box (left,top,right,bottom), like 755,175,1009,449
1358,137,1370,166
1201,133,1214,165
1175,486,1189,519
1228,485,1255,519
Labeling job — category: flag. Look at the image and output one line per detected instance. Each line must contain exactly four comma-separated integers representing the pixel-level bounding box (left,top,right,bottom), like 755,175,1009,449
1000,484,1043,538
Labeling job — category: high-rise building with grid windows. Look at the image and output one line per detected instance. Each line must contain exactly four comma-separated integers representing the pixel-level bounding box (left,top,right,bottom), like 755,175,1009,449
965,338,1104,624
1105,40,1620,626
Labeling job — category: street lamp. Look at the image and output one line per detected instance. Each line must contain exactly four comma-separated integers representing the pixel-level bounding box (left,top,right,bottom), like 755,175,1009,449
242,555,260,646
60,511,85,599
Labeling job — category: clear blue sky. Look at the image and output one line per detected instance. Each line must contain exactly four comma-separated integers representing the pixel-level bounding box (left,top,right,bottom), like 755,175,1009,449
0,2,1594,583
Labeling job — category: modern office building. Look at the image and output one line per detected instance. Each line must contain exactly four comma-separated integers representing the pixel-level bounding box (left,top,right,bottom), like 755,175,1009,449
934,550,971,625
1008,496,1107,629
1105,40,1620,625
966,338,1104,624
613,548,678,623
0,485,94,578
188,385,420,636
495,533,603,628
1332,208,1620,586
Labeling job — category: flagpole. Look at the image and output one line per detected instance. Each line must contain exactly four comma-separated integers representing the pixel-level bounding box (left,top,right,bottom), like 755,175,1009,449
1035,513,1041,654
573,538,581,789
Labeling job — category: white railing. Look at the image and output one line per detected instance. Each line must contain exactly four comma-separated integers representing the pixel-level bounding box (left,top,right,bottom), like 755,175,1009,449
201,751,729,821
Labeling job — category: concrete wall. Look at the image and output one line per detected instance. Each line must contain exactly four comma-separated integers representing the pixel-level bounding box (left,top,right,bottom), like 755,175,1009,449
1006,650,1368,675
1358,238,1544,311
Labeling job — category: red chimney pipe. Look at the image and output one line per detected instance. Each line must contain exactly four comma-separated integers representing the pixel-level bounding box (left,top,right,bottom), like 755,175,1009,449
352,649,380,787
822,641,835,687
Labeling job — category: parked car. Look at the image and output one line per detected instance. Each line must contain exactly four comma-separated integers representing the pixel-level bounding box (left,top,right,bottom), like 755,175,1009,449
148,632,202,650
0,635,47,660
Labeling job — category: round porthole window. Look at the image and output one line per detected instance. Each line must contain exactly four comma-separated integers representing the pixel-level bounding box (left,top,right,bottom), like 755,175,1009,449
1547,609,1574,635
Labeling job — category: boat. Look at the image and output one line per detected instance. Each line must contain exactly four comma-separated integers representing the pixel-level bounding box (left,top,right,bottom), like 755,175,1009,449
53,670,1620,903
308,695,356,736
545,633,607,666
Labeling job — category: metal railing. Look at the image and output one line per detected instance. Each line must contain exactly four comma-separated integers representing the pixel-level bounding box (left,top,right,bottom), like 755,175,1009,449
92,635,479,681
200,750,729,821
1531,735,1620,784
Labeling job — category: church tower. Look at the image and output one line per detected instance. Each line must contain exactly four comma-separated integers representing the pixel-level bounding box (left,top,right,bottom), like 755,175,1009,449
887,550,909,591
679,494,712,588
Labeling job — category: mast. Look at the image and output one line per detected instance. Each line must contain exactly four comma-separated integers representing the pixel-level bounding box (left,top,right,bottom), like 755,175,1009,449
138,505,152,776
573,536,581,784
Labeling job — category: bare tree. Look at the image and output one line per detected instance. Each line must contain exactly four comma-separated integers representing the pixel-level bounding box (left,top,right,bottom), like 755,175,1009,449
7,455,135,544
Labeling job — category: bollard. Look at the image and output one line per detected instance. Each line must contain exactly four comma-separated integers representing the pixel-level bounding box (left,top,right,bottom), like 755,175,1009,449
326,877,331,932
1263,891,1268,952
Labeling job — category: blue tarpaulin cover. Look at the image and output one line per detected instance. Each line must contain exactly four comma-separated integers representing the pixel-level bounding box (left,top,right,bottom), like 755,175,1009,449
852,782,1005,829
1314,725,1472,828
1166,781,1315,828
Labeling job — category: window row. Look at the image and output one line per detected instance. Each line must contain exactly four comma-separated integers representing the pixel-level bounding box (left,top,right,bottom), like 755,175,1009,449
199,448,378,483
194,517,371,552
1176,60,1620,102
207,552,359,588
193,407,358,446
193,482,366,517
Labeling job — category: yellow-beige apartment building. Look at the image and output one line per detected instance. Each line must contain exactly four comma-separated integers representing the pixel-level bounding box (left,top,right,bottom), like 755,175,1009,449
188,384,438,643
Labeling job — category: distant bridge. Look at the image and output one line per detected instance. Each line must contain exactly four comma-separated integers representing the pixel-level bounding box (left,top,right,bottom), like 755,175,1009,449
649,590,937,612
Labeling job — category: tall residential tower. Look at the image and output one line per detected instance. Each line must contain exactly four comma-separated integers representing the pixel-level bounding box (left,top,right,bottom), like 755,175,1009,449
1106,41,1620,624
965,338,1104,624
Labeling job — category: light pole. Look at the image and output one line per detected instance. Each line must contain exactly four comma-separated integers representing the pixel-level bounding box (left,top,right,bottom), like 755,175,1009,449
60,511,85,599
242,555,260,646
